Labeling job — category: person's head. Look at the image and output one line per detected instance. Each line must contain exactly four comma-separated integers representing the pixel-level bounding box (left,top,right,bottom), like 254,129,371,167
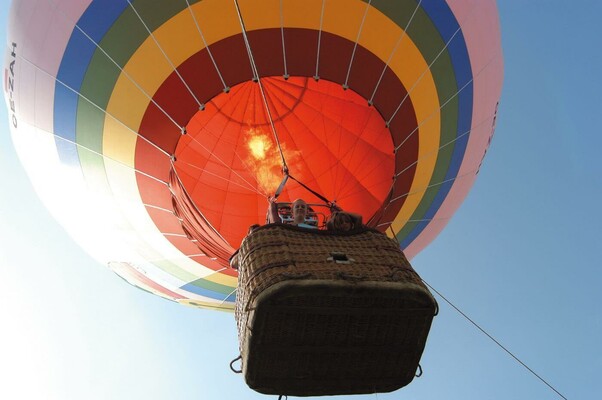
291,198,308,223
331,212,354,232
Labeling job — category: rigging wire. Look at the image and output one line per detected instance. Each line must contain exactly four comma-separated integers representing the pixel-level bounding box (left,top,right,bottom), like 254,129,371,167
332,113,388,201
13,120,168,187
386,23,463,127
343,0,372,90
394,113,496,180
279,0,289,79
314,0,326,80
43,0,185,132
233,0,288,175
126,0,204,110
394,52,500,153
175,158,263,195
10,121,235,268
390,169,474,205
184,0,230,92
255,82,339,206
385,3,481,127
370,52,502,227
219,288,238,307
368,0,423,105
19,54,172,160
26,58,263,199
177,124,266,196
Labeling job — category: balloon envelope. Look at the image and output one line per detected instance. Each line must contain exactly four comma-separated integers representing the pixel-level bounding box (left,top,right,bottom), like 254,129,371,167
4,0,503,310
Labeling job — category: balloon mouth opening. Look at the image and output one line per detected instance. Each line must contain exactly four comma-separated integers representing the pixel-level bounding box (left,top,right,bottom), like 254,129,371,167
171,76,395,256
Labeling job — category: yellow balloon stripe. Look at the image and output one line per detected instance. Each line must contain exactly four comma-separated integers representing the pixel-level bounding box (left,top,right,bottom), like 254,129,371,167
103,0,441,283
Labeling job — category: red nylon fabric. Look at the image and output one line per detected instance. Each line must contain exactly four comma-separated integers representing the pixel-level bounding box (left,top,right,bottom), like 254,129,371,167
170,169,236,267
172,77,394,248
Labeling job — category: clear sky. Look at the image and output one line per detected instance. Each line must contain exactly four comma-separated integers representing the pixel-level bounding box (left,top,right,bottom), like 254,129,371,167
1,1,600,399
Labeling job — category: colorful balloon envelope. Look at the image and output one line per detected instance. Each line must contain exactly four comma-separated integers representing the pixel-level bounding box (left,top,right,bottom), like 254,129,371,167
4,0,503,310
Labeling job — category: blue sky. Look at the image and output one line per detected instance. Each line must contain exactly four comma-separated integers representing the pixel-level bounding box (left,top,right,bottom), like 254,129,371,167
1,1,600,399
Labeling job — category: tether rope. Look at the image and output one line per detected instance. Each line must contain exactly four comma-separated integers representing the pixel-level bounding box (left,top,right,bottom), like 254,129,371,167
233,0,289,176
422,280,569,400
386,231,568,400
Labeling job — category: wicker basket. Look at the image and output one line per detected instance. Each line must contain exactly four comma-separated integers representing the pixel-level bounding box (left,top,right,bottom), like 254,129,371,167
232,224,437,396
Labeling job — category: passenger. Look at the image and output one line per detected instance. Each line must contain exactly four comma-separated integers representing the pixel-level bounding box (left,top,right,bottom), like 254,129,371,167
266,197,317,229
327,211,363,232
290,198,318,229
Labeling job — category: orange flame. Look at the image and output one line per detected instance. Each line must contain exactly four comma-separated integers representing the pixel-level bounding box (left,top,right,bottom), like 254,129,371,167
243,128,300,194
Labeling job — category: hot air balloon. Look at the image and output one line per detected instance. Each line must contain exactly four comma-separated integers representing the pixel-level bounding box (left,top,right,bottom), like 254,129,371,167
4,0,503,395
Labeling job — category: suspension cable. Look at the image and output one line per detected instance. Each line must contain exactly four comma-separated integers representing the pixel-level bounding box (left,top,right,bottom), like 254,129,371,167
279,0,289,79
184,0,230,92
19,54,172,159
21,120,169,187
369,0,423,105
314,0,326,80
43,0,185,133
288,174,334,207
232,0,289,175
126,0,204,110
343,0,372,90
386,4,480,127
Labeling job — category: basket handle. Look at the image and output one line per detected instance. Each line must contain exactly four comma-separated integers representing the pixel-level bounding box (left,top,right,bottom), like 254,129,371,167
229,355,242,374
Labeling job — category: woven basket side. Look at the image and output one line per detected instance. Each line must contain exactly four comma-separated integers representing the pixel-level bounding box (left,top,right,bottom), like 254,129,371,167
233,225,436,396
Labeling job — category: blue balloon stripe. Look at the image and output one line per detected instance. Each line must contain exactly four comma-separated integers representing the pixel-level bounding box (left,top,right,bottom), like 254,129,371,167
53,0,129,161
180,282,237,301
398,1,474,248
76,0,129,43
